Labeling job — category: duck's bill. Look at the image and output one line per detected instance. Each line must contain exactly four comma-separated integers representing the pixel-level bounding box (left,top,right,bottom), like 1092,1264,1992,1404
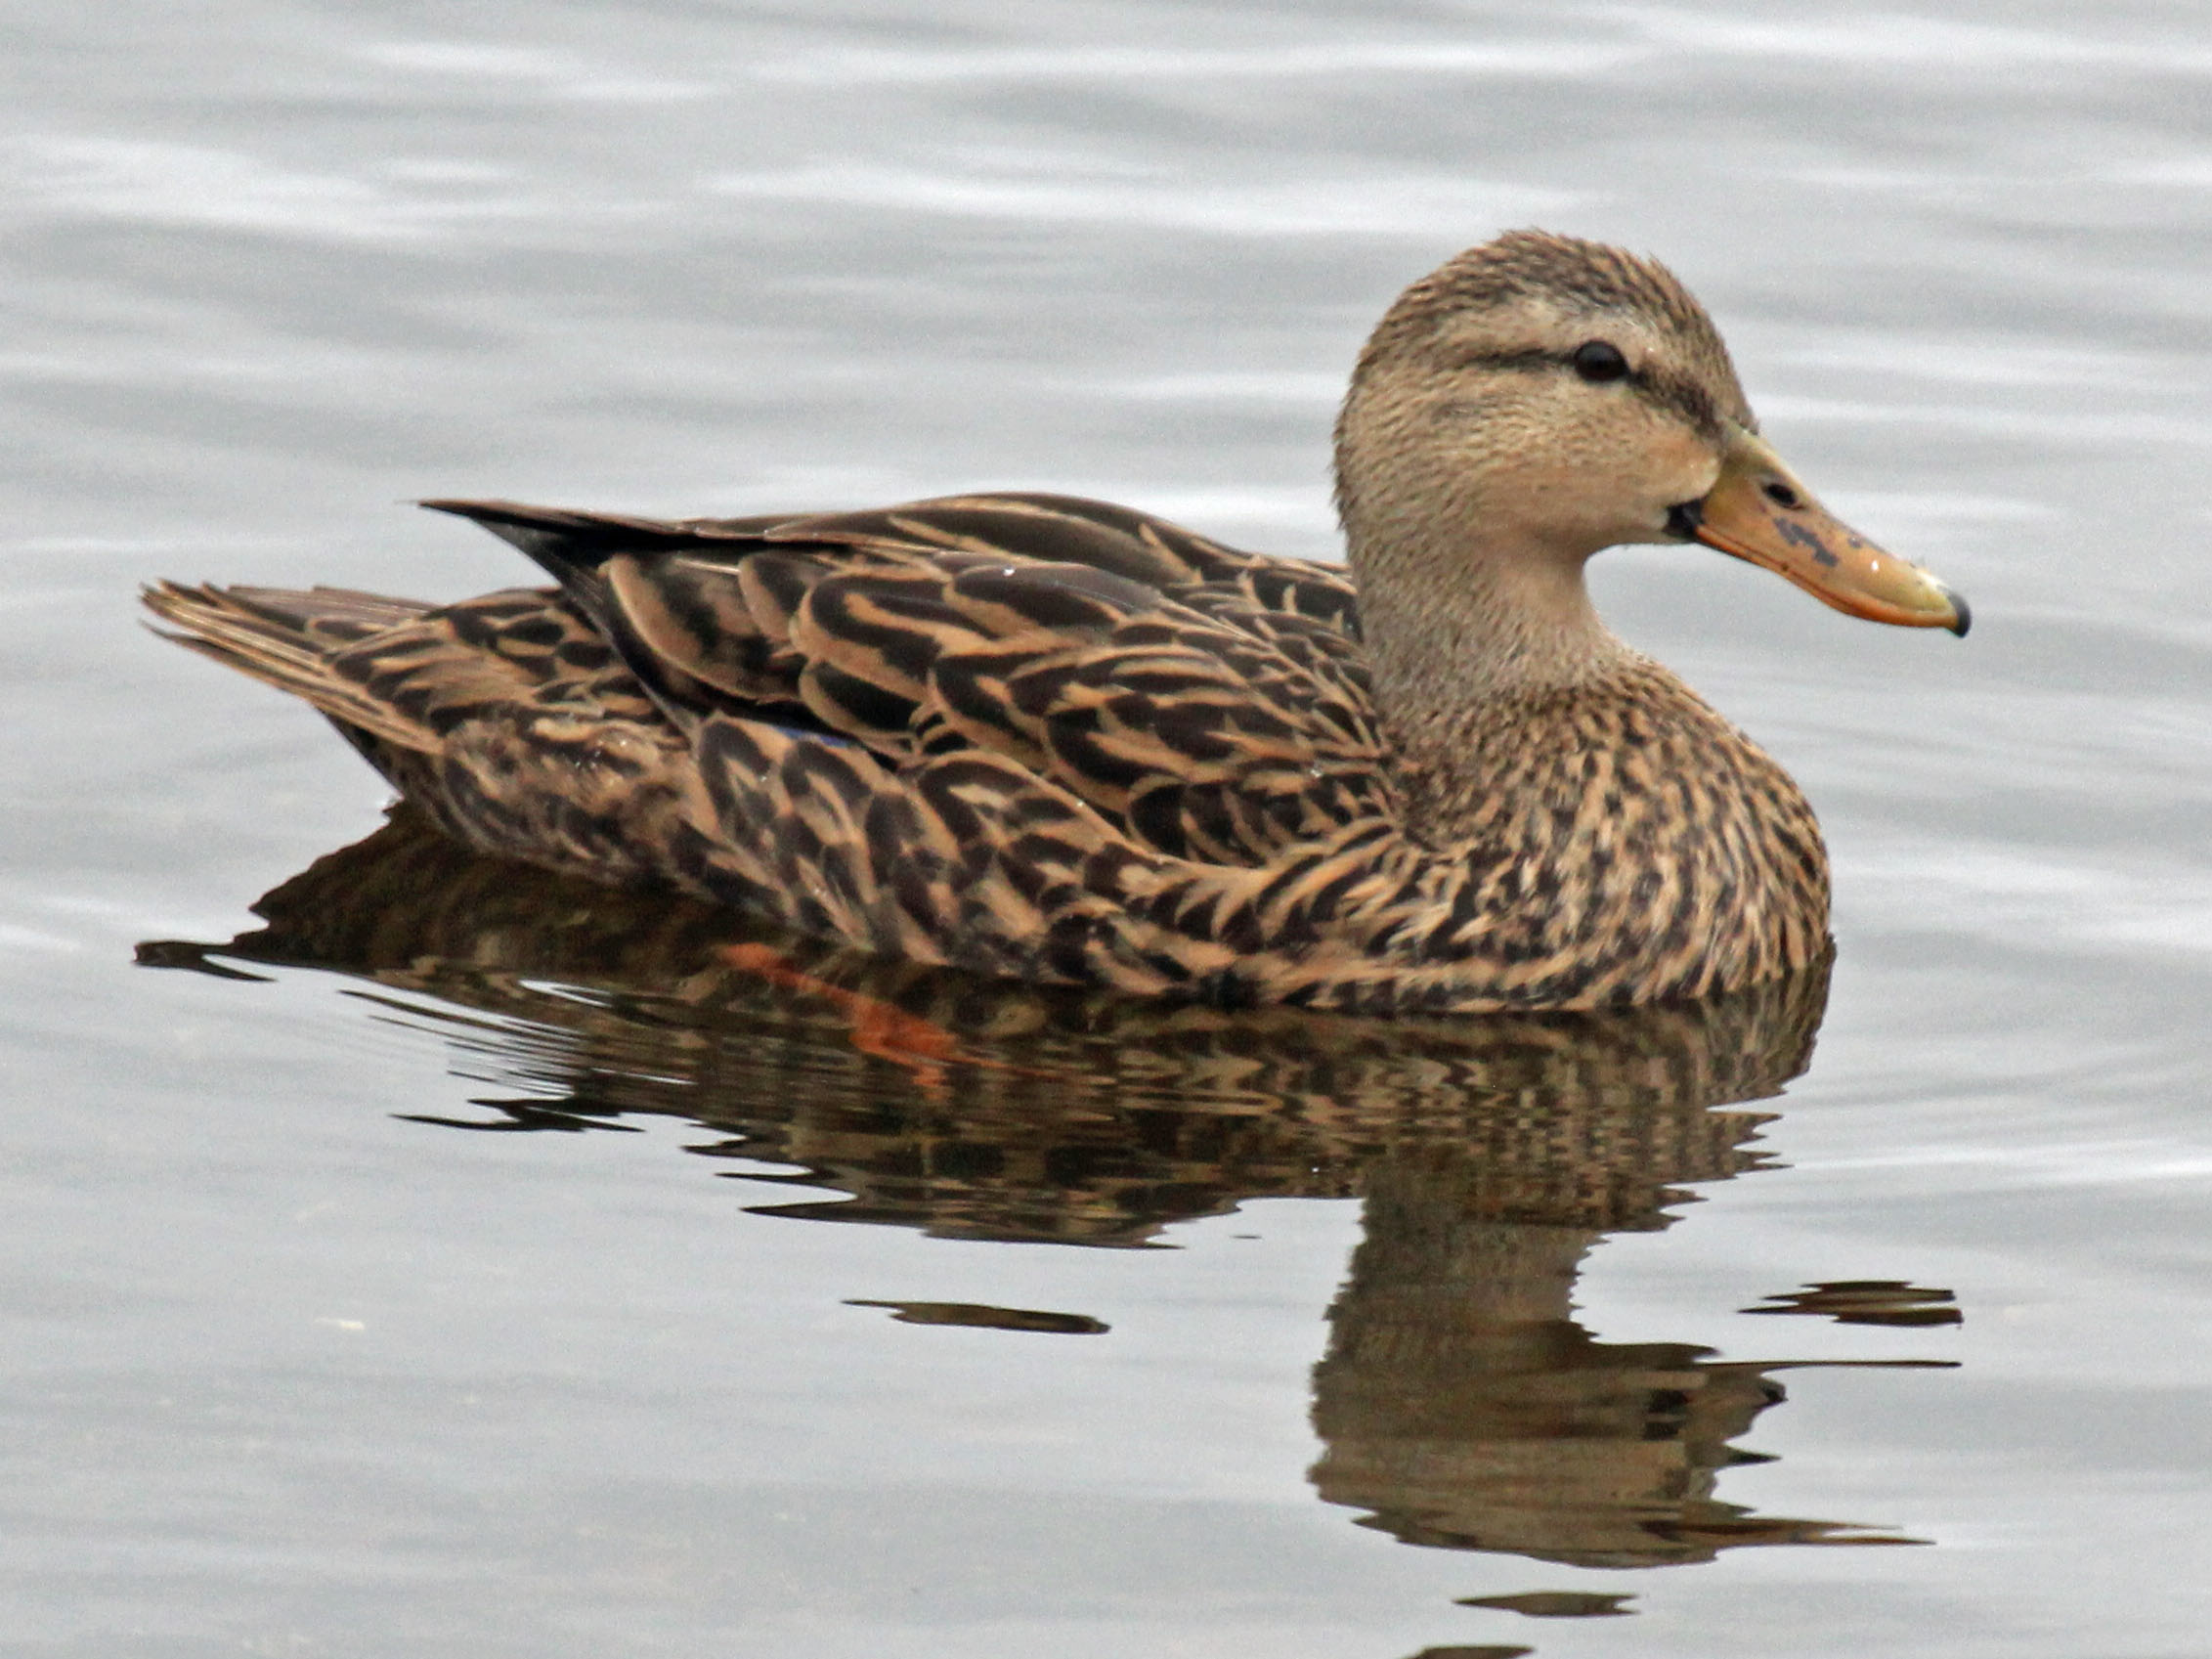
1677,424,1970,637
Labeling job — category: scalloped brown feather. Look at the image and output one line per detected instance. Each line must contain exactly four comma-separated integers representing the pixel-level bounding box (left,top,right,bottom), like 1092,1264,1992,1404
146,489,1826,1014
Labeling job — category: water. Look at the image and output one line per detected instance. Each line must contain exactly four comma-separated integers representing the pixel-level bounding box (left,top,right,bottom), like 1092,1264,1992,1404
6,2,2211,1654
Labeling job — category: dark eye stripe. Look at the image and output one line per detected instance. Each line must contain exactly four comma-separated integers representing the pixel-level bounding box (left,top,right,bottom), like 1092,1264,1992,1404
1444,348,1559,375
1448,345,1644,382
1441,345,1726,442
1632,370,1726,443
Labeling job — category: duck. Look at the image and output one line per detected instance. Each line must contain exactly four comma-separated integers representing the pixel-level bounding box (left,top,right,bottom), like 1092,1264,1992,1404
145,230,1967,1015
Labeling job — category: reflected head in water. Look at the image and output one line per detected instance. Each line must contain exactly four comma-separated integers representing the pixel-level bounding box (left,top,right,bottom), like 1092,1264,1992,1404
141,807,1953,1570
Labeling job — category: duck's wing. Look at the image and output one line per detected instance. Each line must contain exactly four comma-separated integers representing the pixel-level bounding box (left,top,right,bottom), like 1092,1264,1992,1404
149,494,1415,1001
424,492,1387,866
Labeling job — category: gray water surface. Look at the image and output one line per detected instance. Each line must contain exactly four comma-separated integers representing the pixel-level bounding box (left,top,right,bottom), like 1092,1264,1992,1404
7,4,2212,1656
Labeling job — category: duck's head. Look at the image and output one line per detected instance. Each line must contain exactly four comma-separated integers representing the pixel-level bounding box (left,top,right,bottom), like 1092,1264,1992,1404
1335,230,1968,657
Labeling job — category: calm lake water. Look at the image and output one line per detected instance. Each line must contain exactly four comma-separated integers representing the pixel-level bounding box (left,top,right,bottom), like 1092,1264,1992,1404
7,3,2211,1655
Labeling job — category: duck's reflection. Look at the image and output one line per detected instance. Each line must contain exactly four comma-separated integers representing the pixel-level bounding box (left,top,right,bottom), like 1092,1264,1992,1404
1312,1159,1926,1566
142,807,1950,1570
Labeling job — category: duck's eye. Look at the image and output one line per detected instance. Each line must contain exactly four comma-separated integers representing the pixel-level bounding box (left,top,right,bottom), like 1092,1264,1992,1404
1570,340,1629,383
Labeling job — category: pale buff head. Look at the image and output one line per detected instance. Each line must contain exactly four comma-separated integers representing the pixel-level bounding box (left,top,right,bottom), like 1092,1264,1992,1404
1335,229,1756,584
1332,231,1962,724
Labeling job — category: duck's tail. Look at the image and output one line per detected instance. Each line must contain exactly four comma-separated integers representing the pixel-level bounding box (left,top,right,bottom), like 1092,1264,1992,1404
141,581,441,753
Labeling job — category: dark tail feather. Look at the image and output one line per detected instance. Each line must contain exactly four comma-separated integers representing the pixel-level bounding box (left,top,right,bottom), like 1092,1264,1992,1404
419,498,761,581
420,499,774,728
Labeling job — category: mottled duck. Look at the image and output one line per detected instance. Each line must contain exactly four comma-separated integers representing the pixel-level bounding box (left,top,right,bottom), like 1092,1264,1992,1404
147,230,1967,1014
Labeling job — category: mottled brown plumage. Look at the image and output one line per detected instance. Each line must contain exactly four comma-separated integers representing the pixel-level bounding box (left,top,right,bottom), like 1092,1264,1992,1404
145,231,1966,1014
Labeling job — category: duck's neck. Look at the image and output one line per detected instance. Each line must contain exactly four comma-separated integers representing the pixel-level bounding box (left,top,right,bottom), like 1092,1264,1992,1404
1350,522,1637,826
